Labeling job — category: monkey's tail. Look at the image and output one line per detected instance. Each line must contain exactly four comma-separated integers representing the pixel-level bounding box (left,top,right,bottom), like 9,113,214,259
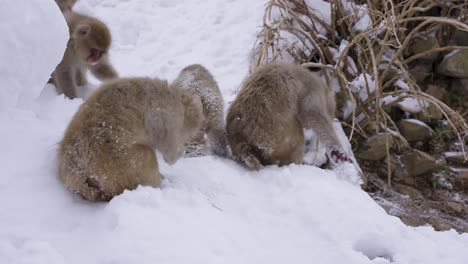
67,175,112,202
83,177,113,201
236,142,264,171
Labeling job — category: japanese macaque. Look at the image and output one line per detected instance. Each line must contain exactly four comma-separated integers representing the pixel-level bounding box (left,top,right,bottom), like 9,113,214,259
55,0,77,12
50,12,118,99
226,63,348,170
171,64,228,156
58,77,204,201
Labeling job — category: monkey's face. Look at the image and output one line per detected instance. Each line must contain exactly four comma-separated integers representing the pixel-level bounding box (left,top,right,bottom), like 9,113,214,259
73,22,112,65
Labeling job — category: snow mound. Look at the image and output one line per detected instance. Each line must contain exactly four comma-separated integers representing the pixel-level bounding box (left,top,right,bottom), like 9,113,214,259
0,0,68,111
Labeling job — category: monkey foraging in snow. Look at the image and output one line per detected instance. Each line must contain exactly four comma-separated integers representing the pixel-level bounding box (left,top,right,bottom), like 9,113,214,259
50,11,118,99
171,64,228,156
58,77,204,201
226,63,348,170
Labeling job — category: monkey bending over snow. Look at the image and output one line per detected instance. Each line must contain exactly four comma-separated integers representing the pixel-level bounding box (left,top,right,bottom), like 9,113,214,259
50,11,118,99
171,64,228,156
226,63,348,170
58,77,204,201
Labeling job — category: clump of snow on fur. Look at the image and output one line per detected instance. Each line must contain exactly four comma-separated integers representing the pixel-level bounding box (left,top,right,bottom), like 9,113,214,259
350,73,376,102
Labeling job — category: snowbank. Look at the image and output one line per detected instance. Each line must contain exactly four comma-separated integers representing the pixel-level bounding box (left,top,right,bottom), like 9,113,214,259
0,0,68,111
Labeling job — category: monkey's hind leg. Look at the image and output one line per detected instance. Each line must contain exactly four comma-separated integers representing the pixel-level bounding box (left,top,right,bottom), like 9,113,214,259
129,144,161,188
83,145,161,201
207,128,228,157
300,112,349,165
231,142,264,171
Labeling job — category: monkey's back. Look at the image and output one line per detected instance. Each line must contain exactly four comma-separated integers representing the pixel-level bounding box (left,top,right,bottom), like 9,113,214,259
173,64,224,124
172,64,228,156
226,63,306,168
227,64,303,139
58,78,171,200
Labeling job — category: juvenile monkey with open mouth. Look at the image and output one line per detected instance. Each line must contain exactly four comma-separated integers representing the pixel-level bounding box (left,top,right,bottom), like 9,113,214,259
50,11,118,99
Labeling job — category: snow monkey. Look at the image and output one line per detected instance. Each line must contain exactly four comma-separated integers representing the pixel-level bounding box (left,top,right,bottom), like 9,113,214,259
171,64,228,156
226,63,348,170
55,0,77,12
50,12,118,99
58,77,204,201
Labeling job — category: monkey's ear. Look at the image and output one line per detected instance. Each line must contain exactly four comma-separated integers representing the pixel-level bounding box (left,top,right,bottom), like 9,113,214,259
75,24,91,36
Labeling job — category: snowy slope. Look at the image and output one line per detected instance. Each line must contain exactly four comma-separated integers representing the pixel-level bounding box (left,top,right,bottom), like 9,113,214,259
1,1,468,264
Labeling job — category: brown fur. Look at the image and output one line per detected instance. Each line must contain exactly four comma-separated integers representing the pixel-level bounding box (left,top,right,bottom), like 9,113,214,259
55,0,77,12
171,64,228,156
58,77,204,201
51,12,118,99
226,63,345,170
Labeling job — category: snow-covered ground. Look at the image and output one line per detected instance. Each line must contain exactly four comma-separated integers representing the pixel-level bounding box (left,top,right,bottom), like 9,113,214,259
1,1,468,263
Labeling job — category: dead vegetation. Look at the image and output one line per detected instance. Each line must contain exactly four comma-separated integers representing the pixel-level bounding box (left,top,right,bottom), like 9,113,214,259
252,0,468,186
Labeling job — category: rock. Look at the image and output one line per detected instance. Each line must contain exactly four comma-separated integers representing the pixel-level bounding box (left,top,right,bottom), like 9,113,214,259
402,176,416,186
410,37,440,62
399,149,440,177
379,65,400,83
451,78,468,98
451,167,468,191
356,133,394,161
426,217,452,231
444,152,468,166
394,183,424,200
412,141,425,151
363,120,379,134
425,84,447,101
416,102,444,122
446,201,464,213
451,29,468,46
400,217,421,227
436,50,468,78
398,119,435,142
436,157,447,168
409,63,433,83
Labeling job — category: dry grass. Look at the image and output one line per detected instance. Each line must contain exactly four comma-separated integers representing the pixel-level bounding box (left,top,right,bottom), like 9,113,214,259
252,0,468,185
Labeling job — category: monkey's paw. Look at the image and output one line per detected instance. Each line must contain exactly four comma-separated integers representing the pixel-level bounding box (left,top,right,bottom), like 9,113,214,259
330,148,349,164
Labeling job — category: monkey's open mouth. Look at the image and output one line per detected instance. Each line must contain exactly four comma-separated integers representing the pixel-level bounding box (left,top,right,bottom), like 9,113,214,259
88,48,103,63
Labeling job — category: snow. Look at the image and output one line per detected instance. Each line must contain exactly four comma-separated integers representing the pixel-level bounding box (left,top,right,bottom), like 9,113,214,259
444,49,460,60
1,1,468,264
342,100,355,119
404,119,435,133
380,95,399,106
304,0,332,30
397,97,429,114
0,0,68,111
444,152,467,158
350,73,376,102
395,79,410,90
